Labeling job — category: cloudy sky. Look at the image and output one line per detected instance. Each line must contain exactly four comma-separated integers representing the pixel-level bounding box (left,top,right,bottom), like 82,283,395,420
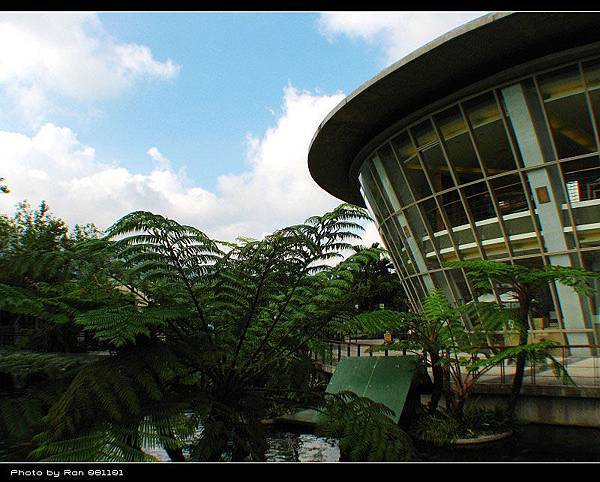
0,11,485,243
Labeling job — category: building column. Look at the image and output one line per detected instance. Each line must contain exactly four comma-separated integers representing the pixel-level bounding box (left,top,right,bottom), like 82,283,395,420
501,83,591,354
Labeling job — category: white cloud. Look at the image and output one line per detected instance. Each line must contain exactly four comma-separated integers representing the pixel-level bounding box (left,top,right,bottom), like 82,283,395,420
0,85,381,245
146,146,171,170
317,11,487,65
361,221,384,248
0,12,180,124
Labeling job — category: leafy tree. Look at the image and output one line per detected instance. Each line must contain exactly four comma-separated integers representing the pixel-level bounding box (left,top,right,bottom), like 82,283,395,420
447,260,598,415
0,201,126,353
0,202,135,459
1,203,401,461
346,243,408,313
0,178,8,194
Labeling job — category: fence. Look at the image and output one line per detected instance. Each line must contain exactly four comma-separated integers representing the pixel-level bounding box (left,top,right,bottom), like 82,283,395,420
0,328,35,347
310,339,600,388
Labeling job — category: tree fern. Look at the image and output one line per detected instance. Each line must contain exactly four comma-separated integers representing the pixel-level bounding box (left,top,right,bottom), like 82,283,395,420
4,202,409,461
317,391,415,461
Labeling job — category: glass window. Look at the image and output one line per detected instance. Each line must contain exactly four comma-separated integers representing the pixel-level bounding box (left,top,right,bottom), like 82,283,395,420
387,217,417,276
435,106,484,185
412,119,438,148
431,271,455,301
420,197,446,235
561,157,600,203
377,143,414,207
359,168,388,223
411,276,428,302
378,220,406,273
463,92,519,174
561,158,600,246
420,144,456,193
516,257,560,330
372,155,402,213
403,205,428,242
438,188,476,252
391,133,432,200
490,175,529,216
538,66,596,159
462,181,496,223
498,176,537,252
440,188,469,227
447,269,472,303
359,185,384,226
479,224,508,259
539,66,585,100
583,59,600,141
583,59,600,89
366,161,395,218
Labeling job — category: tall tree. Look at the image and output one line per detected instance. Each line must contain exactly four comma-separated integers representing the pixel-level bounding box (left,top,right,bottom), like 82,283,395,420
347,243,408,313
0,201,114,352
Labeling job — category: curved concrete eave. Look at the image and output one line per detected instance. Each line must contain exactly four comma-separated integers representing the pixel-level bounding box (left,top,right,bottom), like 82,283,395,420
308,12,600,207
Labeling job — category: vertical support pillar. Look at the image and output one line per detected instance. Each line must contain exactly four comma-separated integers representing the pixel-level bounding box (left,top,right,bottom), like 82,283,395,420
501,83,591,354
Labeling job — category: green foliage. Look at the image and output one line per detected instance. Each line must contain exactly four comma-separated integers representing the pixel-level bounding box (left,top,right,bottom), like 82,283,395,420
413,409,460,446
317,391,415,461
413,404,510,447
469,340,574,385
0,201,127,353
0,351,97,448
1,202,385,461
0,397,45,443
75,306,191,347
30,427,157,462
448,259,597,414
0,350,93,379
337,287,577,420
30,406,197,462
345,243,407,312
446,259,599,299
44,343,188,441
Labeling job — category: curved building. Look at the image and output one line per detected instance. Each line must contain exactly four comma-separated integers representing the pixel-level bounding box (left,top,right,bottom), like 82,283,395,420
308,12,600,352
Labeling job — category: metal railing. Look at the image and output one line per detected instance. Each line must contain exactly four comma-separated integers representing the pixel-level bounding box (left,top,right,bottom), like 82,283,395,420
310,339,600,388
0,328,35,346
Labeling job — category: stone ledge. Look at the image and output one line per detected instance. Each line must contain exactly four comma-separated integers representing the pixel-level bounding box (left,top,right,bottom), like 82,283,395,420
473,383,600,399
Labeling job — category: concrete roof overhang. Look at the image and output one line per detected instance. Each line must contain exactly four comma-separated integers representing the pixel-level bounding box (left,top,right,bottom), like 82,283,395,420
308,12,600,207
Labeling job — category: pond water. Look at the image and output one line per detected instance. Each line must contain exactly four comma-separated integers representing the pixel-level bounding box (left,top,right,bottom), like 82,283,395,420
145,424,600,462
144,431,340,462
3,425,599,462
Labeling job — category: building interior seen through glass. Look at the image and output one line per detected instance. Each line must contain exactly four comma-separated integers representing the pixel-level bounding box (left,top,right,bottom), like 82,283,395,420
358,57,600,350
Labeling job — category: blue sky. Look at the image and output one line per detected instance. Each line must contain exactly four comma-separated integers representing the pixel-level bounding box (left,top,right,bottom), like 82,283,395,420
0,11,484,242
77,12,383,188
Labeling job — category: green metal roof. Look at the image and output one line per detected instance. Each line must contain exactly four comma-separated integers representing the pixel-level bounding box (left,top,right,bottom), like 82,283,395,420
275,356,418,427
326,356,418,423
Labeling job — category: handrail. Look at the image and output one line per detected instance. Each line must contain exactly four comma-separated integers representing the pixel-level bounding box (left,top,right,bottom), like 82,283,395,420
311,339,600,387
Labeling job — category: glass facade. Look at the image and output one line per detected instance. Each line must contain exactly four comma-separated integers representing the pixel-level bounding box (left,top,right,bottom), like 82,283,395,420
358,57,600,350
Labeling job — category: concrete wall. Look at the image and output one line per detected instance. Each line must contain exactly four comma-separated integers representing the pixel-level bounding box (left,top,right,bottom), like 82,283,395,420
470,384,600,428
